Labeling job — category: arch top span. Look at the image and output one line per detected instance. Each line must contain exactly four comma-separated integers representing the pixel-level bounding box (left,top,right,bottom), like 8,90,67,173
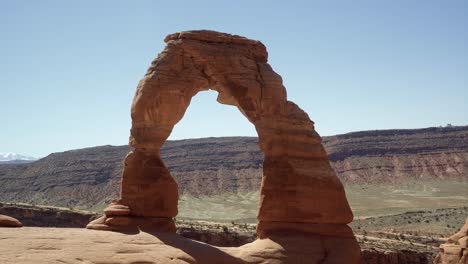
164,30,268,61
88,30,355,241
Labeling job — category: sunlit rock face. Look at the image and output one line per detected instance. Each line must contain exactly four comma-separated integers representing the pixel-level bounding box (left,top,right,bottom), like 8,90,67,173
87,30,361,263
434,218,468,264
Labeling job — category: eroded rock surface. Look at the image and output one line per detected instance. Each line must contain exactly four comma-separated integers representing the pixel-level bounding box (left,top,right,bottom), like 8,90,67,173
86,30,360,263
434,218,468,264
0,227,362,264
0,214,22,227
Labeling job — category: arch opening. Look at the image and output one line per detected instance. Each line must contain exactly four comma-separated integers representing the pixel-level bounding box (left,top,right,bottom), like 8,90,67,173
168,90,258,141
163,90,263,223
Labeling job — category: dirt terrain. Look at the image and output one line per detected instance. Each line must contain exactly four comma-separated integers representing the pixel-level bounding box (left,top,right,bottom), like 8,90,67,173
352,206,468,236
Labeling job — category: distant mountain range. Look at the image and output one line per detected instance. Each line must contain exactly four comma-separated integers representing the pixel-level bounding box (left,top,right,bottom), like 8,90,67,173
0,126,466,210
0,153,36,164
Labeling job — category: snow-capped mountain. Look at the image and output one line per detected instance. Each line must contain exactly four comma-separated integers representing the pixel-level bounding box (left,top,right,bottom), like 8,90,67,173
0,152,37,164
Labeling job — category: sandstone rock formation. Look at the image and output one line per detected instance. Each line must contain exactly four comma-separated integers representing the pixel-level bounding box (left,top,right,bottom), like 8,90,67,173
87,30,361,262
434,217,468,264
0,214,22,227
0,227,439,264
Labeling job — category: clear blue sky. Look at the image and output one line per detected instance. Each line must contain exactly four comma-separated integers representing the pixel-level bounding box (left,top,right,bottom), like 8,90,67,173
1,0,467,158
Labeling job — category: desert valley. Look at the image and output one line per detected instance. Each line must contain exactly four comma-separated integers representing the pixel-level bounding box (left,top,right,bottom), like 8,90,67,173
1,3,467,263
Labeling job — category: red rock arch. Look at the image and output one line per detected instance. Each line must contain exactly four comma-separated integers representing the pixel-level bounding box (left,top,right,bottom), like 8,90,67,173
87,30,354,239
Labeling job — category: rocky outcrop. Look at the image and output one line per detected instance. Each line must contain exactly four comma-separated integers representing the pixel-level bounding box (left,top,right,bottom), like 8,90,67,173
434,218,468,264
0,204,438,262
0,202,97,228
0,214,22,227
85,30,361,263
0,227,437,264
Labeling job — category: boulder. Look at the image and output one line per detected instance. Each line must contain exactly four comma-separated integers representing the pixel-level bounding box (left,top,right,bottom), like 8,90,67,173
0,214,22,227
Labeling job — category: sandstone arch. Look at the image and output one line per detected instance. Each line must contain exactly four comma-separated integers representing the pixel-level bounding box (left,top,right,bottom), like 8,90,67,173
87,30,357,246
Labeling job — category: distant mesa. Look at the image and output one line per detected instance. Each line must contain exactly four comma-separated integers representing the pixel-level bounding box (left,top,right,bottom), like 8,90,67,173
0,126,466,211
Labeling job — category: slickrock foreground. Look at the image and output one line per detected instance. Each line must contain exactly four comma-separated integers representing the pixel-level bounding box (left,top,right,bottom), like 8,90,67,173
0,227,360,264
0,214,22,227
434,218,468,264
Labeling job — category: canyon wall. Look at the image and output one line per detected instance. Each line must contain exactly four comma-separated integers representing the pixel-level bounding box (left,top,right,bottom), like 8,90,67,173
0,126,466,209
